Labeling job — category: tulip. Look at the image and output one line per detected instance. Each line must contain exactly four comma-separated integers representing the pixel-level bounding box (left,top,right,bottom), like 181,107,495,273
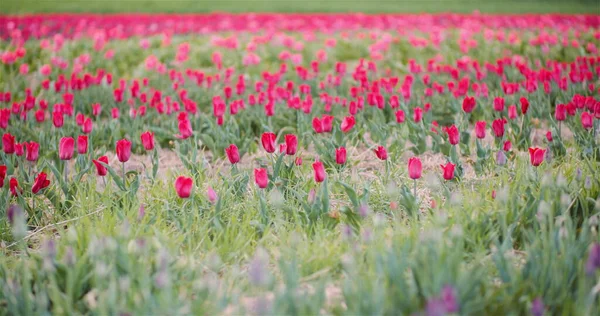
176,119,193,139
520,97,529,114
475,121,486,139
493,97,505,112
312,160,326,183
52,111,64,128
140,131,155,151
25,142,39,162
322,115,334,132
82,118,93,134
581,112,593,129
462,96,476,113
35,109,45,122
335,147,347,165
225,144,240,164
374,146,388,160
340,116,355,133
111,108,120,119
15,143,24,156
2,133,15,154
0,165,6,187
76,113,84,126
528,147,546,167
413,107,423,122
546,131,553,142
408,157,422,180
174,176,193,198
491,119,506,138
261,132,276,153
254,168,268,189
207,187,218,204
284,134,298,155
32,172,50,194
312,117,323,133
555,104,566,121
503,140,512,152
92,156,109,176
395,109,405,123
116,139,132,163
444,125,460,145
441,162,455,180
77,135,88,154
59,137,75,160
9,177,20,196
295,157,303,166
508,105,517,119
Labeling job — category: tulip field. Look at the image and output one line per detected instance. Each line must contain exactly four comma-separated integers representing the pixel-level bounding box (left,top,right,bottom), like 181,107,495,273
1,12,600,315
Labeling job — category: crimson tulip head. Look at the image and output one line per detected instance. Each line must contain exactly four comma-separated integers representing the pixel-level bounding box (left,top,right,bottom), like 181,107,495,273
462,96,476,113
82,118,93,134
15,143,24,156
413,107,423,122
528,147,546,167
140,131,155,151
254,168,269,189
335,147,347,165
32,172,50,194
444,125,460,145
225,144,240,164
174,176,193,198
116,139,132,163
546,131,553,142
2,133,15,154
77,135,88,154
508,105,517,119
58,137,75,160
520,97,529,115
475,121,486,139
555,104,566,121
503,140,512,152
492,119,506,138
9,177,20,196
92,156,109,176
295,157,303,166
312,117,323,133
408,157,422,180
176,119,193,139
493,97,505,112
374,146,388,160
441,162,456,181
340,116,355,133
261,132,276,153
0,165,6,187
581,112,593,129
395,109,405,123
312,160,326,183
284,134,298,155
52,111,64,128
321,116,334,132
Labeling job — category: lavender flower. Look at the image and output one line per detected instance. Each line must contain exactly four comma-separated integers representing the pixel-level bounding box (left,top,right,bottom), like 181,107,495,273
585,243,600,275
531,297,545,316
441,285,459,313
496,150,507,166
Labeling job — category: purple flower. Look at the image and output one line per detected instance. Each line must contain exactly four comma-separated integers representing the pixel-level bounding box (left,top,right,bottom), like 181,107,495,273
585,243,600,275
425,297,447,316
425,285,459,316
441,285,459,313
531,297,545,316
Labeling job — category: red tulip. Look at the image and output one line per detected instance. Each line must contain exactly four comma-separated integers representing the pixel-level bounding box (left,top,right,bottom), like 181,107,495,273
174,176,193,198
528,147,546,167
395,109,405,123
207,187,218,204
295,157,303,166
140,131,155,151
440,162,455,180
111,108,120,119
374,146,388,160
59,137,75,160
261,132,276,153
9,177,20,196
254,168,268,189
279,144,287,154
76,113,84,126
520,97,529,115
82,117,93,134
3,133,15,154
503,140,512,152
116,139,132,163
493,97,505,112
35,109,45,122
444,125,460,145
0,165,6,187
408,157,422,180
475,121,486,139
52,111,64,128
546,131,553,142
76,135,87,154
25,142,39,162
92,156,109,176
335,147,347,165
581,112,593,129
462,96,476,113
312,117,323,133
284,134,298,155
492,119,506,138
413,107,423,122
322,115,334,132
508,105,517,119
555,104,566,121
15,143,24,156
32,172,50,194
176,119,193,139
340,116,355,133
312,160,326,183
225,144,240,164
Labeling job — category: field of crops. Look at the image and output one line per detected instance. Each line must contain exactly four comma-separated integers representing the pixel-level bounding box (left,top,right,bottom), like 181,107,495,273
1,13,600,315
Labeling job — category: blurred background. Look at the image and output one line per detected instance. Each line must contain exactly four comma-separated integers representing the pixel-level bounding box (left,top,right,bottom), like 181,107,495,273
1,0,598,14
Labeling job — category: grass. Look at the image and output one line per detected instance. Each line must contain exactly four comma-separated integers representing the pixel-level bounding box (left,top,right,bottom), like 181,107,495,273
1,0,599,14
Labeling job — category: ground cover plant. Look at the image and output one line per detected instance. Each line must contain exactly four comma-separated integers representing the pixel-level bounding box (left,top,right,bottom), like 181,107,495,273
0,13,600,315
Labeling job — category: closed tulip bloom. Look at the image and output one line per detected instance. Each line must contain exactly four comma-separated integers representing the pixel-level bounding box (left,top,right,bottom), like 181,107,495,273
295,157,303,166
32,172,50,194
225,144,240,164
491,119,506,138
254,168,269,189
462,96,476,113
3,133,16,154
52,111,64,128
9,177,20,196
0,165,6,187
76,135,88,154
76,113,85,126
174,176,193,198
441,162,456,180
555,104,566,121
520,97,530,115
82,117,93,134
444,125,460,145
581,112,593,129
374,146,388,160
475,121,486,139
111,108,120,119
340,116,355,133
285,134,298,155
528,147,546,167
35,109,45,122
207,187,218,204
15,143,24,156
59,137,75,160
408,157,422,179
312,117,323,133
413,107,423,122
508,105,518,119
115,139,132,163
140,131,155,151
335,147,347,165
92,156,109,176
493,97,505,112
322,115,334,132
546,131,553,142
395,109,405,123
503,140,512,152
26,141,39,162
261,132,276,153
177,119,193,139
313,160,326,183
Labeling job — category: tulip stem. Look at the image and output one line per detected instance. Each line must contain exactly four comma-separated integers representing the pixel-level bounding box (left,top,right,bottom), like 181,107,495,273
64,163,68,183
122,162,126,184
413,179,417,198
